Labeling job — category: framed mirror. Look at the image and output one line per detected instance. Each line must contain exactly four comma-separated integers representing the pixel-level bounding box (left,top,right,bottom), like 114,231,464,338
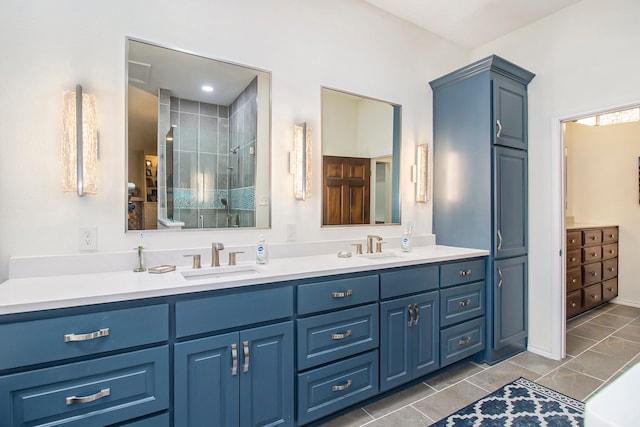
126,38,271,231
321,87,401,226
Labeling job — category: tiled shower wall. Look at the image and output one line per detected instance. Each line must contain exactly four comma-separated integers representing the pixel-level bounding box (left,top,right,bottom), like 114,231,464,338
157,78,257,228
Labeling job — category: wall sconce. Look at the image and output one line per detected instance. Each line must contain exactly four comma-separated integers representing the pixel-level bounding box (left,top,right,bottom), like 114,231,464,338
290,122,312,200
411,144,429,203
62,84,98,196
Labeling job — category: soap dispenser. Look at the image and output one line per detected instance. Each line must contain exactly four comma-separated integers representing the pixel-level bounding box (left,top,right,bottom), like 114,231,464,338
401,225,412,252
256,235,269,264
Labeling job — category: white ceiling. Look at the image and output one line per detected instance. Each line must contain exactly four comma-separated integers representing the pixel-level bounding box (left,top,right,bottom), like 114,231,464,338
363,0,583,49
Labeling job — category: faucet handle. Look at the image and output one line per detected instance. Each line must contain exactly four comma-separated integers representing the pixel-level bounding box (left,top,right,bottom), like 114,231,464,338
376,241,387,253
184,254,202,269
228,251,244,266
351,243,363,255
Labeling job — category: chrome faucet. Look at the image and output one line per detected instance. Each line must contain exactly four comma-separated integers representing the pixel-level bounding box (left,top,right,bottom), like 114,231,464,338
366,235,382,254
211,242,224,267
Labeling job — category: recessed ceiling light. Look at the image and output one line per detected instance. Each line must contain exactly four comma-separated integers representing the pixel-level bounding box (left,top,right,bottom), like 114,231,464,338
202,85,214,92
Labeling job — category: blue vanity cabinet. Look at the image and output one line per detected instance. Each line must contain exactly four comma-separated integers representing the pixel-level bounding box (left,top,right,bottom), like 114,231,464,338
379,266,439,392
430,55,534,364
493,256,528,350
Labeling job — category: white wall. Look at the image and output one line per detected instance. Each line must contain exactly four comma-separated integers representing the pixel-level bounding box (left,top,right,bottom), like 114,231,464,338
472,0,640,357
566,121,640,304
0,0,467,281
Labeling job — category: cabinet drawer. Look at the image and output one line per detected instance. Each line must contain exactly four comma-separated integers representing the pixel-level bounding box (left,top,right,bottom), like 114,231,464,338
0,304,168,371
566,290,582,318
583,283,603,310
297,304,379,370
583,229,602,246
380,265,438,299
297,275,378,315
440,258,486,288
582,262,602,286
440,281,485,327
123,413,170,426
567,249,581,269
602,259,618,281
176,286,293,338
440,317,485,367
297,350,378,425
0,346,169,426
602,278,618,301
602,227,618,243
566,268,582,292
566,231,582,249
582,246,602,263
602,243,618,260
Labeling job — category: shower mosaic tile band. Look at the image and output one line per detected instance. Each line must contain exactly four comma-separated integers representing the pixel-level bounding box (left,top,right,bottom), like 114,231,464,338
173,187,255,210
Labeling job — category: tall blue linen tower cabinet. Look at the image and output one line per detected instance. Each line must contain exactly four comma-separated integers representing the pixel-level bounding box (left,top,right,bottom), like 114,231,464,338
429,56,535,364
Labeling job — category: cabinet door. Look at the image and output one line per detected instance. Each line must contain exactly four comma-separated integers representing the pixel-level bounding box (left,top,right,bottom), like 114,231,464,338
174,333,239,427
240,322,294,427
379,295,412,392
492,76,527,150
494,147,527,259
493,257,528,349
411,291,439,379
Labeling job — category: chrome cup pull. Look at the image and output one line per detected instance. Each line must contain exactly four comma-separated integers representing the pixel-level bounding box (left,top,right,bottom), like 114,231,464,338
458,337,472,346
231,343,238,376
407,304,415,327
459,269,472,276
242,341,250,373
64,328,109,342
66,388,110,405
332,290,353,298
332,379,353,392
458,300,472,307
331,330,353,340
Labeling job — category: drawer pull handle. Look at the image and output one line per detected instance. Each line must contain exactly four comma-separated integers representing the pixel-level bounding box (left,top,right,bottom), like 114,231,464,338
332,290,353,298
64,328,109,342
407,304,415,327
413,303,420,326
459,300,472,307
459,269,472,276
496,119,503,138
332,379,352,392
231,343,238,376
459,337,472,346
497,229,503,252
331,330,353,340
66,388,110,405
242,341,250,373
497,267,503,288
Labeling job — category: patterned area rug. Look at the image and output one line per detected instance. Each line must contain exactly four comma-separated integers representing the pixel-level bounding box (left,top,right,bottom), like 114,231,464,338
431,377,584,426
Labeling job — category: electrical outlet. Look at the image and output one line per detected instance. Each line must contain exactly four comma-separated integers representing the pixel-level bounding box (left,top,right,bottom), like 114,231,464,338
286,224,297,242
79,226,97,251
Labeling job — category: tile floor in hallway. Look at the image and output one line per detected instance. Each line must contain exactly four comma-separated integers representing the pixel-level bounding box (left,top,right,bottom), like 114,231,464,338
319,303,640,426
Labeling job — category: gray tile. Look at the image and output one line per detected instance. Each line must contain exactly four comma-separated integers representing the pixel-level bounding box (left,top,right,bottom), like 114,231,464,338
564,350,627,381
569,322,616,341
613,324,640,343
318,408,373,427
364,383,435,418
424,362,485,391
365,406,431,426
536,367,603,401
412,380,488,422
507,351,569,376
591,336,640,362
607,304,640,319
589,313,633,329
566,333,597,356
466,361,540,391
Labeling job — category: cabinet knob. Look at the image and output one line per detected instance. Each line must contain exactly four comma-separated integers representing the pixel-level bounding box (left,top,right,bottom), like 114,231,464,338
571,278,577,283
570,257,576,262
607,287,614,292
591,294,599,300
592,272,598,277
570,239,576,243
570,302,577,307
609,250,615,254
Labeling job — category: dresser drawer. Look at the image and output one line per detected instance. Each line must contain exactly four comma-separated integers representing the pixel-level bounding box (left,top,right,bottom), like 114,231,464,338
567,290,582,318
440,281,485,327
566,268,582,292
582,262,602,286
297,350,378,425
176,286,293,338
440,317,485,367
602,278,618,301
602,227,618,243
602,243,618,260
566,231,582,249
0,346,169,426
567,249,581,268
582,246,602,263
297,304,379,370
583,229,602,246
0,304,168,371
602,259,618,281
439,258,486,288
380,265,438,299
583,283,603,310
298,275,378,315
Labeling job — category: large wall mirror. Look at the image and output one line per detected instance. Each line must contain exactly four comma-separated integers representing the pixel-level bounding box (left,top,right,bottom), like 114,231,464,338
126,38,271,231
321,87,401,226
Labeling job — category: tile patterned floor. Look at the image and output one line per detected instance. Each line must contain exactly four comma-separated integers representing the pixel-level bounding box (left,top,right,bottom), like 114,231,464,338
319,303,640,426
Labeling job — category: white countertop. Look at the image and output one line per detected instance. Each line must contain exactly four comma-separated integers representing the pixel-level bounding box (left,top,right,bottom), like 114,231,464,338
0,245,488,315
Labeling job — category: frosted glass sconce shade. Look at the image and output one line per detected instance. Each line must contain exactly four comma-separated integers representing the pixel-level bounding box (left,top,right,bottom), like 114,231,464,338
62,84,98,196
416,144,428,203
292,122,312,200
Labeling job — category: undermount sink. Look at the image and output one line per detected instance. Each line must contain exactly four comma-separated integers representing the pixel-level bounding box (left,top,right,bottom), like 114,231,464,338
360,252,404,260
180,264,260,281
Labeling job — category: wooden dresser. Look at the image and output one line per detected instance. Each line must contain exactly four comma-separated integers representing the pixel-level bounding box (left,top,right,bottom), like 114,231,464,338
566,225,619,319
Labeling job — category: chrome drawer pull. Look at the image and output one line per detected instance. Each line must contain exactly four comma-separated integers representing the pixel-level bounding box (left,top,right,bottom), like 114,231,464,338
66,388,110,405
459,269,472,276
242,341,250,373
407,304,415,327
458,337,472,346
64,328,109,342
331,330,353,340
332,379,352,392
459,300,472,307
332,290,353,298
413,303,420,326
231,343,238,376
